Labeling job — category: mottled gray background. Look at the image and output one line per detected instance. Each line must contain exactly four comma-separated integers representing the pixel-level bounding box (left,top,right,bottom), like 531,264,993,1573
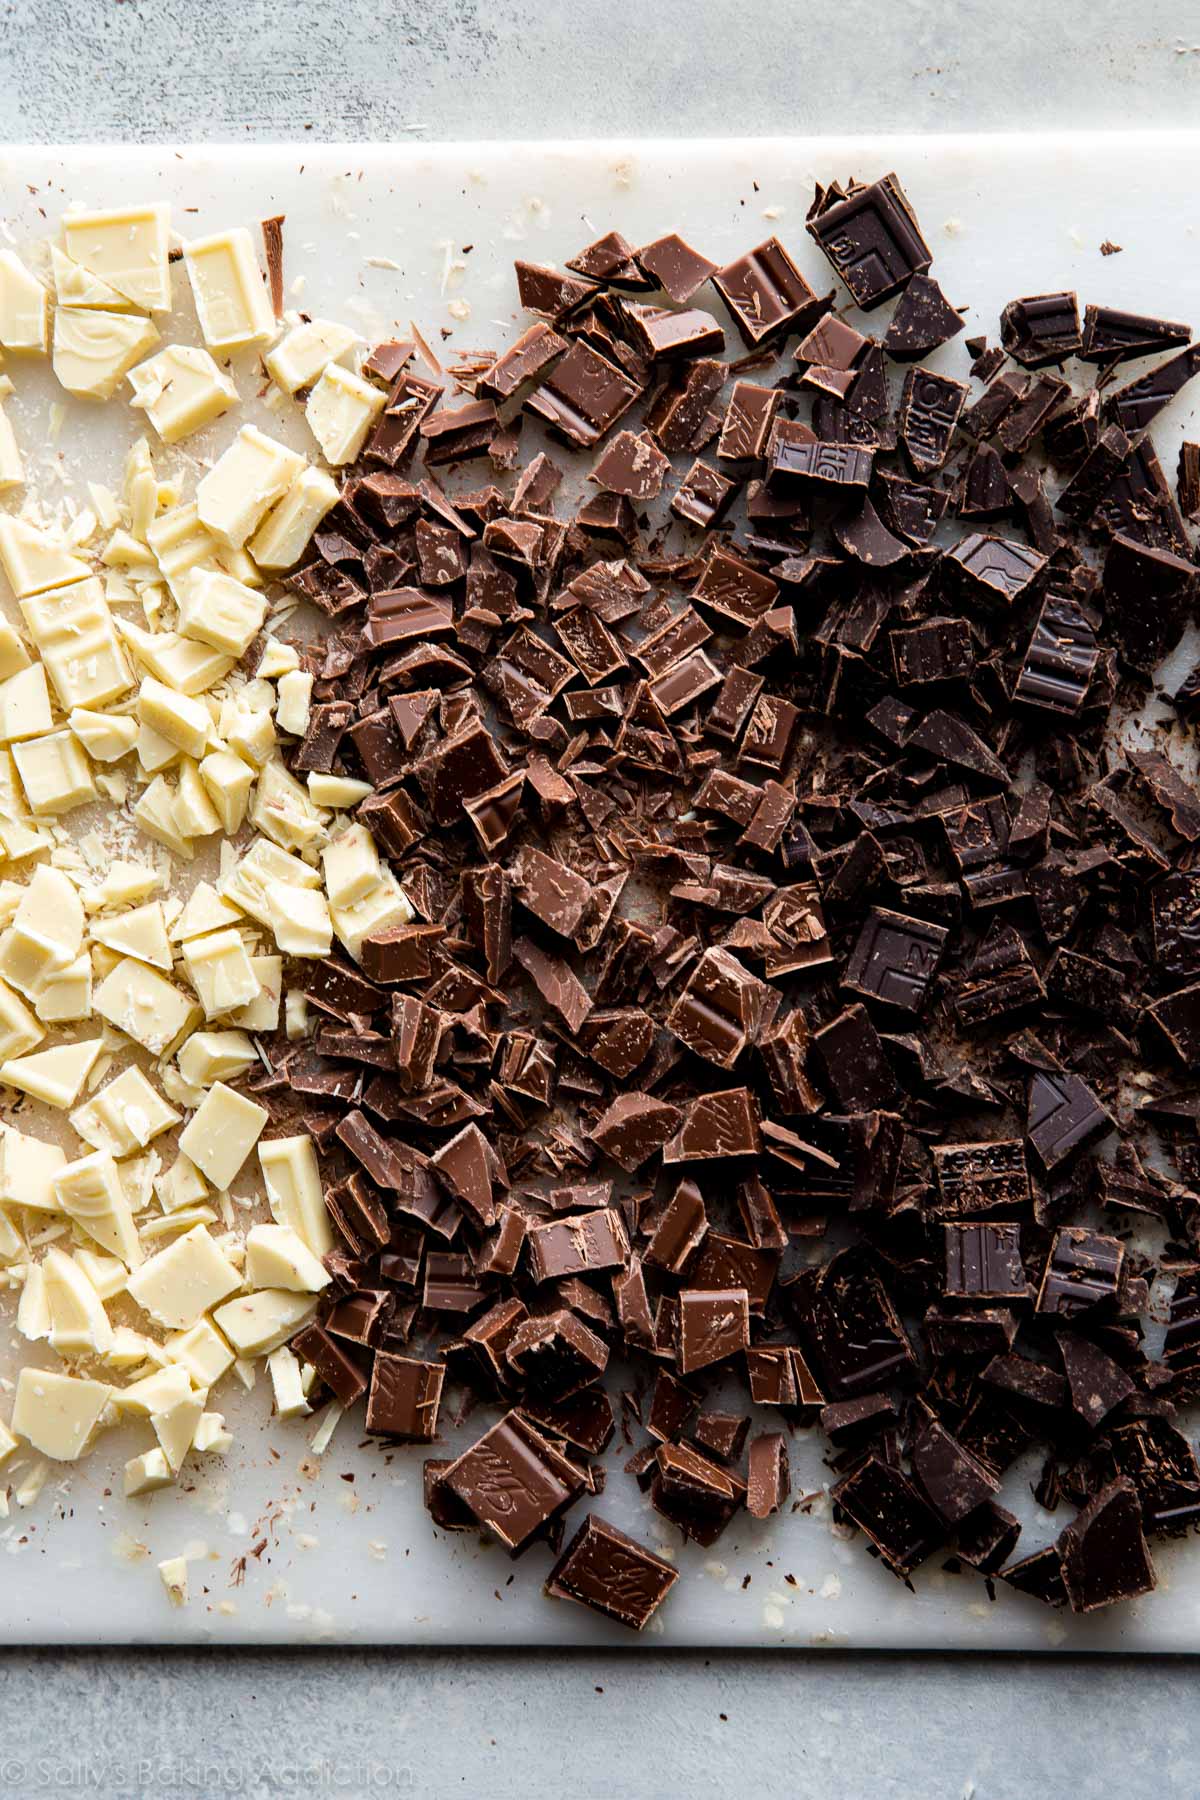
3,2,1200,1795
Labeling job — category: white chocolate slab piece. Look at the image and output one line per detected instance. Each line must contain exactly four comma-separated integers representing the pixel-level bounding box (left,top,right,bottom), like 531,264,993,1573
53,308,160,402
152,1388,206,1472
176,566,266,658
267,1345,311,1419
220,837,320,926
94,958,200,1057
245,1223,331,1294
184,229,275,351
192,1411,232,1455
229,956,281,1033
0,401,24,492
49,244,130,310
133,775,194,860
181,928,261,1019
0,250,50,352
249,759,325,854
265,318,357,393
112,1364,192,1416
126,1223,241,1331
127,344,238,443
69,708,138,763
125,1447,174,1497
62,203,171,312
306,362,387,464
0,1420,18,1467
331,870,413,963
146,502,220,584
258,636,300,679
196,424,306,549
9,864,85,978
0,620,30,681
136,676,211,759
275,669,313,737
269,884,332,958
197,750,253,835
53,1150,142,1266
34,955,93,1025
258,1133,332,1257
322,822,381,910
21,576,133,711
212,1288,316,1358
0,1123,67,1212
173,758,222,839
42,1245,114,1355
11,1367,111,1461
0,662,53,742
178,1080,268,1190
12,729,95,813
154,1151,209,1215
166,1317,234,1387
16,1263,50,1341
71,1065,179,1157
91,900,173,971
0,517,90,598
0,977,44,1057
158,1556,189,1607
73,1247,128,1303
248,466,340,570
307,772,372,808
0,1036,102,1107
171,882,243,943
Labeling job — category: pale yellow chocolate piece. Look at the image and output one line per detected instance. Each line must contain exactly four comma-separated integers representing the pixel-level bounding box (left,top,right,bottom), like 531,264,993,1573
91,900,173,970
322,822,381,911
126,1223,241,1331
248,465,339,570
53,308,160,402
178,1079,267,1189
152,1386,206,1472
0,620,30,680
305,362,387,464
173,758,222,838
20,576,132,711
265,318,357,393
94,958,200,1057
42,1245,114,1355
12,728,95,813
196,424,306,549
0,1420,18,1466
166,1316,234,1387
158,1555,189,1606
184,228,275,351
192,1411,232,1455
16,1263,50,1340
136,676,212,759
71,1065,179,1157
229,955,281,1033
198,750,254,835
212,1288,316,1358
0,1123,67,1212
307,772,372,808
11,1367,112,1461
52,1149,142,1266
220,837,320,926
112,1364,192,1416
69,708,138,763
73,1247,128,1303
249,759,325,854
34,955,93,1025
0,517,90,598
258,636,300,679
170,881,242,943
176,566,266,658
0,1036,102,1107
258,1133,332,1257
146,502,219,584
268,883,332,958
154,1151,209,1215
62,203,171,312
128,343,238,443
133,775,194,860
0,401,24,491
245,1223,330,1295
274,669,313,738
49,244,130,311
102,1325,157,1370
331,869,412,963
125,1446,174,1497
266,1345,310,1420
0,250,50,352
181,928,261,1019
0,663,53,742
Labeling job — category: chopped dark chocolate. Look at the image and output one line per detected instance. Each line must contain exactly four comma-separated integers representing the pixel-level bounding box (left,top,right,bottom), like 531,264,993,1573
545,1514,678,1629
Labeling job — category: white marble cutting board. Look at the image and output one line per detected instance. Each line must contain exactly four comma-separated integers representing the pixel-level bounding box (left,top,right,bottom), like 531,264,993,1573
2,134,1200,1649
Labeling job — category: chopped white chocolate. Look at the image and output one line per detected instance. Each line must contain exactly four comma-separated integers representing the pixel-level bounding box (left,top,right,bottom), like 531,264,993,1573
0,1419,18,1466
0,1036,102,1107
184,228,275,351
166,1316,234,1387
229,956,281,1032
3,866,84,997
125,1446,174,1497
274,669,313,737
152,1386,206,1471
245,1223,331,1294
91,901,173,971
305,362,387,464
34,955,93,1025
42,1245,114,1355
178,1080,268,1189
73,1247,128,1303
52,1150,142,1266
62,203,171,312
220,837,320,925
265,318,356,393
196,424,306,549
0,1123,67,1212
192,1410,232,1454
248,466,339,570
0,620,30,680
49,244,129,310
331,869,412,963
133,775,193,859
20,577,133,710
53,308,160,402
0,1205,24,1261
222,697,276,767
197,750,254,835
212,1287,316,1357
0,516,90,597
174,758,222,838
176,566,266,658
128,344,238,443
284,989,308,1040
71,1065,179,1157
136,677,211,759
0,977,45,1059
11,1367,112,1460
258,1134,332,1257
158,1555,189,1606
12,729,96,813
126,1224,241,1330
307,772,372,808
154,1151,209,1214
94,958,200,1057
0,250,50,352
269,883,332,958
16,1262,50,1340
249,759,325,853
170,881,243,943
322,822,381,911
266,1345,311,1419
146,502,219,584
258,636,300,679
112,1364,192,1416
69,708,138,763
0,400,24,492
0,663,54,742
181,928,261,1019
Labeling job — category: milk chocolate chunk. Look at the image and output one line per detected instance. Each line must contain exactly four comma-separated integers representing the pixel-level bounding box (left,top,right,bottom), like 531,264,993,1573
1058,1478,1156,1613
366,1352,444,1440
843,907,948,1013
898,367,967,472
291,1322,368,1407
505,1309,608,1398
746,1433,790,1520
832,1456,942,1576
589,428,670,500
931,1140,1029,1217
526,341,641,447
515,260,597,320
624,303,725,361
637,233,717,304
666,946,778,1069
478,321,566,402
645,356,725,453
769,436,874,491
692,546,779,625
882,273,964,361
713,237,824,344
512,937,592,1035
545,1514,678,1630
441,1411,588,1552
678,1288,750,1375
717,380,781,463
663,1087,761,1162
527,1209,630,1282
1000,291,1082,367
807,172,931,311
672,459,737,529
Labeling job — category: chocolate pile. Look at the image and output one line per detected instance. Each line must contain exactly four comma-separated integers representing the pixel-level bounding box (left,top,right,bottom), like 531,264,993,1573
255,172,1200,1626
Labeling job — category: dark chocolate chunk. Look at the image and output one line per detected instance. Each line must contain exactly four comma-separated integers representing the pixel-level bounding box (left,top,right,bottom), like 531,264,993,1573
944,1223,1028,1301
1081,304,1190,363
1000,292,1081,367
832,1456,942,1576
843,907,948,1013
545,1514,678,1630
1058,1479,1156,1613
441,1411,588,1552
807,173,932,310
898,367,967,473
366,1353,444,1440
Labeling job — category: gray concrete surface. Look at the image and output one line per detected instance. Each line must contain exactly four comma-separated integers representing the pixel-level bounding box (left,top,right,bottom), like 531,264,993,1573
1,2,1197,1795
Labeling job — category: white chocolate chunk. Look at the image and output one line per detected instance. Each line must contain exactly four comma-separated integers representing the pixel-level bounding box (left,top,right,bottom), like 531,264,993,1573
220,837,320,925
136,676,211,759
275,669,313,737
249,759,325,853
0,1204,24,1261
91,900,173,970
248,466,339,570
125,1447,174,1496
53,1149,142,1266
0,662,53,742
154,1151,209,1215
197,750,253,835
171,882,243,943
0,401,24,492
16,1263,50,1340
146,502,219,584
0,516,90,598
258,636,299,679
73,1246,128,1302
0,250,50,352
42,1244,114,1354
152,1387,206,1472
158,1555,189,1606
184,229,275,351
176,566,266,658
212,1288,316,1358
193,1411,232,1454
196,424,306,549
0,1420,18,1466
0,620,30,680
269,884,332,958
178,1080,268,1189
112,1365,192,1417
0,1036,102,1107
245,1223,331,1295
126,1223,241,1330
11,1367,111,1461
172,758,221,840
265,318,356,393
0,978,45,1059
306,362,386,464
21,577,133,711
69,708,138,763
128,343,238,443
331,869,412,963
3,866,84,997
267,1345,311,1419
0,1123,66,1212
12,729,95,813
181,928,261,1019
322,822,381,910
133,775,193,860
49,244,129,310
71,1065,179,1157
34,955,93,1025
94,958,200,1057
166,1316,234,1387
53,308,160,402
62,203,171,312
308,772,372,808
102,1325,157,1370
258,1134,332,1257
229,956,281,1033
